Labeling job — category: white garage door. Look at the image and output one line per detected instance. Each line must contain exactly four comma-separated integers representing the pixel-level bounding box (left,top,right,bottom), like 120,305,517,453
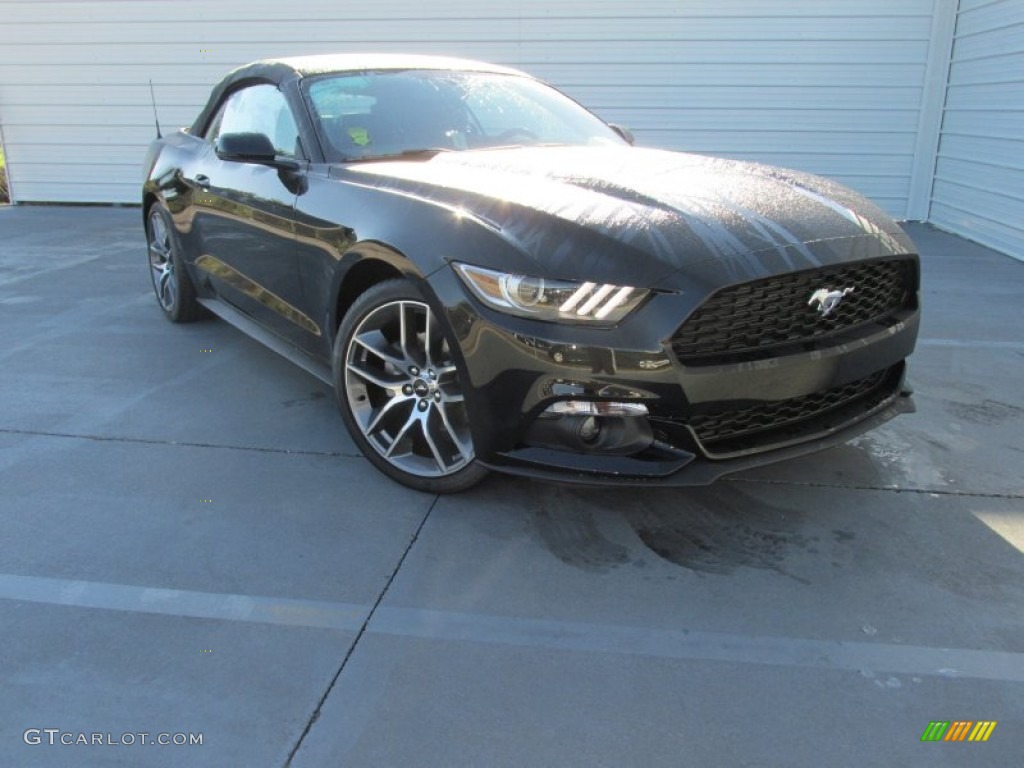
0,0,936,217
931,0,1024,258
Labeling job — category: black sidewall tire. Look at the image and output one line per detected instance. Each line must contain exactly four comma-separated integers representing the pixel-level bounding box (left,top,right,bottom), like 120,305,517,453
333,278,488,494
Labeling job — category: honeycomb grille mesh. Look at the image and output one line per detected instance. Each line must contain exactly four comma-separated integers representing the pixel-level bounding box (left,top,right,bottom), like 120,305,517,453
672,258,914,364
688,369,893,453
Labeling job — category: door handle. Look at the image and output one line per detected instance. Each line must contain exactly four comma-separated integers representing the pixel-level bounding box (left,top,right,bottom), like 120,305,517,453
194,174,211,189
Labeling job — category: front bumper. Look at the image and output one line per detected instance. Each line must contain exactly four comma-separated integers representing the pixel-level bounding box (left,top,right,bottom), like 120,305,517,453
427,247,920,486
484,390,915,486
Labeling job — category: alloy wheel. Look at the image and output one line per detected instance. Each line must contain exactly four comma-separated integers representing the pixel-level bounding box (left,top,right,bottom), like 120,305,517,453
147,209,177,313
345,299,474,478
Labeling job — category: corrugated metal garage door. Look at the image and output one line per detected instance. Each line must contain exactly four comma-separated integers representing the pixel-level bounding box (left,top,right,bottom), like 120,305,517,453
0,0,935,216
931,0,1024,258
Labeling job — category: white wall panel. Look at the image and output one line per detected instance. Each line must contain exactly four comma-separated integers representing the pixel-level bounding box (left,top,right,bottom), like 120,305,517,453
931,0,1024,259
0,0,936,215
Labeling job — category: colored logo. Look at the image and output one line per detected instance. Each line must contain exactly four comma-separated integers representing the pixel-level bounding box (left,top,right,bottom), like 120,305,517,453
921,721,997,742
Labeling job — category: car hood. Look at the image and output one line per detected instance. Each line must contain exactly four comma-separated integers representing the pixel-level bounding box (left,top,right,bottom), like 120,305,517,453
343,146,912,285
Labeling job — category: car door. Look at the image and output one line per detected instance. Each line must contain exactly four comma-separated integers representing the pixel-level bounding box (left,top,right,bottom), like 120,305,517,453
185,83,318,344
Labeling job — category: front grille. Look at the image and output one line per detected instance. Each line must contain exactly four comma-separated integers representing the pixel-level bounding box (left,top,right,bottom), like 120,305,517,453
686,365,901,457
672,258,915,365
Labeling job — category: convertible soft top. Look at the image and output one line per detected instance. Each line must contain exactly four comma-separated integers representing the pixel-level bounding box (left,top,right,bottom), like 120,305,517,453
189,53,527,135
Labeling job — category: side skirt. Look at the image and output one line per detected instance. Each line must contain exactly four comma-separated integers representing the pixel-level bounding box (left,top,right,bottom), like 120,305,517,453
197,298,333,386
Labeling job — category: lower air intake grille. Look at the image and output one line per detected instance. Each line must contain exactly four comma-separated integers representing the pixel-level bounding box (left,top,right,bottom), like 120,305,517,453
688,365,902,457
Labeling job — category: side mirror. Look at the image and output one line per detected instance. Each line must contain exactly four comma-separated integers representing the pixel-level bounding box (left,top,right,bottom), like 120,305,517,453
609,124,635,146
216,132,299,170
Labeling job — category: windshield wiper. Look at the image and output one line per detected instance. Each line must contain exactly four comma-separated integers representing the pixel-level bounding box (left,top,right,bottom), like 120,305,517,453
344,148,451,163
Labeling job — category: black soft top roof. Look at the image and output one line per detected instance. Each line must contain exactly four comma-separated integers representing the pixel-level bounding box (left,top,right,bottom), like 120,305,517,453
189,54,526,135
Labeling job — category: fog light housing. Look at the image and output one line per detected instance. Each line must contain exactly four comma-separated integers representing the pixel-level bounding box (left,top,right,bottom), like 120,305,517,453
528,400,653,455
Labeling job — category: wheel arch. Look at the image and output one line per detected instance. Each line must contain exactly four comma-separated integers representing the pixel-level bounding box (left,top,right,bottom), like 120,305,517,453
329,241,426,346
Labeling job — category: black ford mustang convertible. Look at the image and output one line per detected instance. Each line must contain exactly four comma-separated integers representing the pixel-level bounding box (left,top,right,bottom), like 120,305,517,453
143,54,919,492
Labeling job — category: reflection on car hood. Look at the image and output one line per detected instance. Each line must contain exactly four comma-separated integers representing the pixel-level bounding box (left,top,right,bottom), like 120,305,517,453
345,146,909,283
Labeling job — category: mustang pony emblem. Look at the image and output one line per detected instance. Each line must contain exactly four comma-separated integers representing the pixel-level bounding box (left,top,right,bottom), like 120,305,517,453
808,287,854,317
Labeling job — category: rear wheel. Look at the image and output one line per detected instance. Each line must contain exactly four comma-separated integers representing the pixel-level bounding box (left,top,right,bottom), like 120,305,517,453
147,205,201,323
333,279,487,493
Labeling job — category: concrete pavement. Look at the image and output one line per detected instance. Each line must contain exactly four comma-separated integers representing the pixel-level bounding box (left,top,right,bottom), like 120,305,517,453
0,205,1021,766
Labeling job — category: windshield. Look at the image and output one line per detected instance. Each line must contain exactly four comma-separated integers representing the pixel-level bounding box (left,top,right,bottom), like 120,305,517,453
304,70,626,161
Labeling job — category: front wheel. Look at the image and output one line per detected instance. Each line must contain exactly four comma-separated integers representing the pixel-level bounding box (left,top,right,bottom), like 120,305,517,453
333,279,488,493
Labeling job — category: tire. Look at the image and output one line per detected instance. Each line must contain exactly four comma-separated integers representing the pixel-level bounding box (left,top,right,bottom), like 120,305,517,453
333,278,488,493
146,205,202,323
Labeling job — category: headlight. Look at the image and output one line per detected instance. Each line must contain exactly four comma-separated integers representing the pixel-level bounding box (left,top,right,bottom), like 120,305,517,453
453,263,649,324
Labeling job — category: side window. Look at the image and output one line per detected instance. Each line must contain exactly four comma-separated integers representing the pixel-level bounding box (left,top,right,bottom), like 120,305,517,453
206,84,300,157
